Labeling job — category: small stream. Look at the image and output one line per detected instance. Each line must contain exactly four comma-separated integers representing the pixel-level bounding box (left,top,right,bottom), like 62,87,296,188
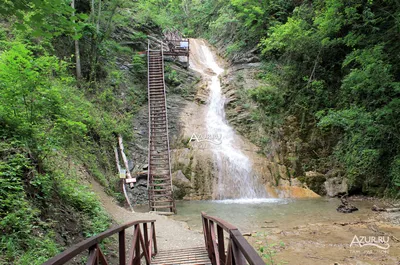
171,198,375,232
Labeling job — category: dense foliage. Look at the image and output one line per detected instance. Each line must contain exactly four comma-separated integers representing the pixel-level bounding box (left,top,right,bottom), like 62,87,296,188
0,0,150,264
140,0,400,196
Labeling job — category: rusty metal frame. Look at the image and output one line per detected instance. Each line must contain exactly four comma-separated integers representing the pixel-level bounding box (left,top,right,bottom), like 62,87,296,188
147,39,152,201
146,39,177,213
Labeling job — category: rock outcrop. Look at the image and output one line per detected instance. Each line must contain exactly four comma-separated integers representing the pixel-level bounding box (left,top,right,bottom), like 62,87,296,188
324,177,348,197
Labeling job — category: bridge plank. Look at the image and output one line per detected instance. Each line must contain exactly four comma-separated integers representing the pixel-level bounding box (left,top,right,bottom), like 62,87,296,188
151,247,211,265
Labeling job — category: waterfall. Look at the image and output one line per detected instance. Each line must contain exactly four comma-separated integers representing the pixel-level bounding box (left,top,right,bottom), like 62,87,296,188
189,39,267,200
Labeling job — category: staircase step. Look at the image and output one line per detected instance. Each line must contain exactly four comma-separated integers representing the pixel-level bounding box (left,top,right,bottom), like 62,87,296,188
150,153,169,156
150,171,170,176
151,200,174,203
150,132,168,136
152,194,171,198
150,205,174,209
149,91,165,94
150,155,169,160
149,132,168,136
149,189,171,192
150,177,170,181
149,131,168,134
149,183,171,187
149,93,165,97
150,106,166,109
150,160,169,164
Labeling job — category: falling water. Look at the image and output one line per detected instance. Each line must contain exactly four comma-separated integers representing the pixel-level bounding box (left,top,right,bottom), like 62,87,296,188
190,40,267,200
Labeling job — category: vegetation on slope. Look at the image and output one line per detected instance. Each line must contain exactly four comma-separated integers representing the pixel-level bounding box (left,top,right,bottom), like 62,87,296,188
0,1,154,264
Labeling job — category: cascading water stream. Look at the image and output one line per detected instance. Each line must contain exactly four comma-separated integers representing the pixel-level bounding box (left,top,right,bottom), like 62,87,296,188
189,40,267,200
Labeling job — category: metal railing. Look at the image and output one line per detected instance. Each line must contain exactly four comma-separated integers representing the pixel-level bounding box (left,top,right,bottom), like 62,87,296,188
43,220,157,265
201,212,265,265
164,39,190,51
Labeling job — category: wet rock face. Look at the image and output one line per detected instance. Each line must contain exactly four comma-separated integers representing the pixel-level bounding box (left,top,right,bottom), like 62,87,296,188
172,170,192,199
324,177,348,197
301,171,327,195
171,147,215,200
126,176,148,205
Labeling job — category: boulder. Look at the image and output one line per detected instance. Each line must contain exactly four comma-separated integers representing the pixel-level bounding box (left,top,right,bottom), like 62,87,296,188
290,178,303,187
302,171,327,195
306,171,325,178
337,196,358,213
324,177,348,197
172,170,190,183
172,170,192,199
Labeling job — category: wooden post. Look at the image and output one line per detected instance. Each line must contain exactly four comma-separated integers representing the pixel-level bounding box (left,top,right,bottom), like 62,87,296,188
119,230,126,265
118,135,136,188
114,146,134,212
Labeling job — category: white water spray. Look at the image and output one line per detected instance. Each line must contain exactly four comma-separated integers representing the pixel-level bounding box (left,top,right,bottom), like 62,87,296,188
190,40,267,200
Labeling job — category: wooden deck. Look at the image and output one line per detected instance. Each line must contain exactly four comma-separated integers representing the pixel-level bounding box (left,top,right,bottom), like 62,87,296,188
151,247,211,265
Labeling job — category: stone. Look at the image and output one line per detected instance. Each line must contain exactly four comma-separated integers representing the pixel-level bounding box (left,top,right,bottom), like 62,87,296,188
290,178,303,187
172,170,190,183
278,178,290,187
337,204,358,213
324,177,348,197
305,171,325,178
128,160,134,171
337,197,358,213
303,171,327,195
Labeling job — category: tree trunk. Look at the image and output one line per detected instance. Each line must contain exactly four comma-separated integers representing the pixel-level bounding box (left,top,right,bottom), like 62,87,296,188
71,0,82,80
97,0,102,33
91,0,95,23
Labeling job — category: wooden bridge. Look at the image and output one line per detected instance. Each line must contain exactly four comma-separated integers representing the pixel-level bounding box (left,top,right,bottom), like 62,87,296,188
43,212,265,265
146,37,189,214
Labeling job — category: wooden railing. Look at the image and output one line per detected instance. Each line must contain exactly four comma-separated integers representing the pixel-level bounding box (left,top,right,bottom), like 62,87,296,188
201,212,265,265
43,220,157,265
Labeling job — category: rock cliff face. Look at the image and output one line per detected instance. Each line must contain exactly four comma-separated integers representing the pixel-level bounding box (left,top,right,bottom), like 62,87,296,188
219,54,346,198
170,39,319,200
127,39,320,205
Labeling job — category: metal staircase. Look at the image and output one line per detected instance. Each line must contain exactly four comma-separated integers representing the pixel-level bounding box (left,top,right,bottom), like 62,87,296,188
147,42,176,213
